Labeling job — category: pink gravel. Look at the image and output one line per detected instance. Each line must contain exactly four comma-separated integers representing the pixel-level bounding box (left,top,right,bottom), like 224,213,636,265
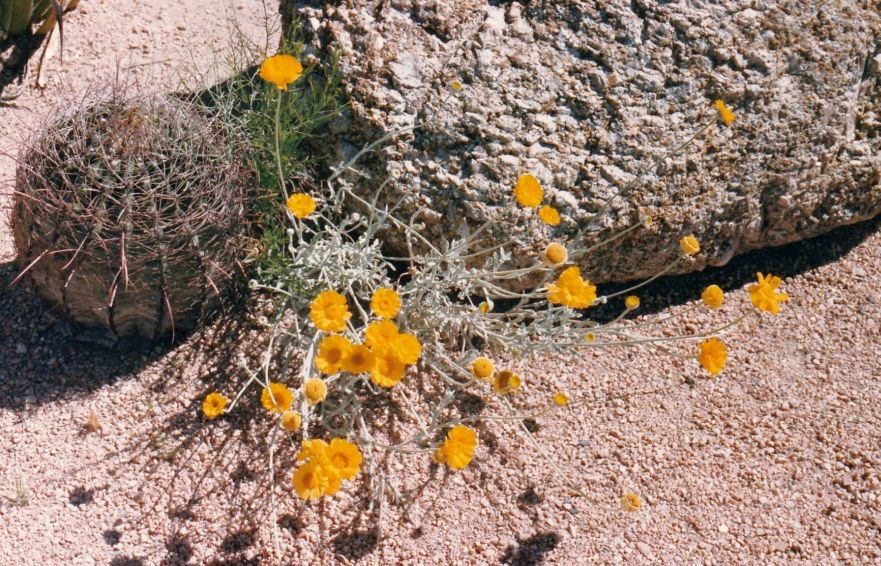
2,2,881,565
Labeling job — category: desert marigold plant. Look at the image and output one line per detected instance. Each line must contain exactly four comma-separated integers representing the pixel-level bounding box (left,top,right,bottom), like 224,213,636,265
201,51,790,540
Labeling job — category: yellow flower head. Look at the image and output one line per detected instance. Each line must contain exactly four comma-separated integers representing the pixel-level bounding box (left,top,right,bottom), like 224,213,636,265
315,335,352,375
342,344,375,374
714,99,735,126
286,193,316,219
433,425,477,470
538,205,561,226
371,287,401,319
202,392,228,419
748,272,789,315
296,438,329,462
698,337,727,376
471,357,495,380
310,290,351,333
281,410,302,432
584,332,596,343
680,235,700,256
303,378,328,405
625,295,640,310
292,460,340,499
543,242,568,266
391,333,422,365
261,382,293,413
479,301,492,314
451,80,462,91
370,353,407,388
643,215,653,228
364,320,399,351
492,370,522,394
553,392,569,407
326,438,362,480
701,284,725,309
621,491,641,512
260,54,303,91
514,174,543,207
547,266,597,309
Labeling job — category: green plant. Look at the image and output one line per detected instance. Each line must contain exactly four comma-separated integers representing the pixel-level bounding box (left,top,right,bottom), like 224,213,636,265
11,91,253,345
0,0,77,41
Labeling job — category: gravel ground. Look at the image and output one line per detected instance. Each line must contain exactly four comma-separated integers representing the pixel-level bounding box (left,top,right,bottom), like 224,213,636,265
2,2,881,565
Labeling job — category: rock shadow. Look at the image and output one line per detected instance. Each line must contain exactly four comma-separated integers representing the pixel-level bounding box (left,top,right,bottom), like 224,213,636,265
588,214,881,322
500,531,561,566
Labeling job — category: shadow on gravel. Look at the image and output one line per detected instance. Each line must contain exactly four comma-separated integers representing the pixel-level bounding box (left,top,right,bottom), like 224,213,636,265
500,531,561,566
0,261,162,411
588,214,881,323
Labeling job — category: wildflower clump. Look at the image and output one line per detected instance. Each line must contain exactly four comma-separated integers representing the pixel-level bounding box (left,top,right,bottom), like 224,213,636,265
201,53,790,526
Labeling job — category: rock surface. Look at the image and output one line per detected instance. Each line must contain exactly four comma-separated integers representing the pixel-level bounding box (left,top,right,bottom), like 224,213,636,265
287,0,881,283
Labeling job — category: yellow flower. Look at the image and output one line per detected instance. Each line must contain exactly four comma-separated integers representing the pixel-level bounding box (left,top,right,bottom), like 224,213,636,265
543,242,568,266
547,266,596,309
514,174,543,207
286,193,316,219
553,392,569,407
451,80,462,91
643,215,653,228
433,425,477,470
698,337,727,376
315,335,352,375
584,333,596,343
625,295,640,310
538,205,560,226
370,353,406,388
260,54,303,91
478,301,492,314
714,99,735,126
748,272,789,315
202,392,228,419
261,382,293,413
281,411,302,432
390,333,422,365
309,290,351,333
296,439,329,462
370,287,401,319
325,438,362,480
342,344,375,374
492,370,522,394
471,357,495,380
303,378,328,405
701,284,724,309
621,491,641,512
293,460,340,499
680,235,700,256
364,320,399,351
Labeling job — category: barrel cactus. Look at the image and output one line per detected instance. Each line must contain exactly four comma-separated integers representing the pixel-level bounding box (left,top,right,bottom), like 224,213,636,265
11,92,252,345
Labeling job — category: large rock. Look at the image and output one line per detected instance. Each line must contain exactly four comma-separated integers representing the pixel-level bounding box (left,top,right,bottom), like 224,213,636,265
287,0,881,283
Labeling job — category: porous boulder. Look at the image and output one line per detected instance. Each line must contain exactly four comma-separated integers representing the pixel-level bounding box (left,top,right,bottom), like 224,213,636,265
286,0,881,283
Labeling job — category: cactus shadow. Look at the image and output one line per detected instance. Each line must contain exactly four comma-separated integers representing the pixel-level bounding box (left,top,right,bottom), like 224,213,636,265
0,261,163,411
